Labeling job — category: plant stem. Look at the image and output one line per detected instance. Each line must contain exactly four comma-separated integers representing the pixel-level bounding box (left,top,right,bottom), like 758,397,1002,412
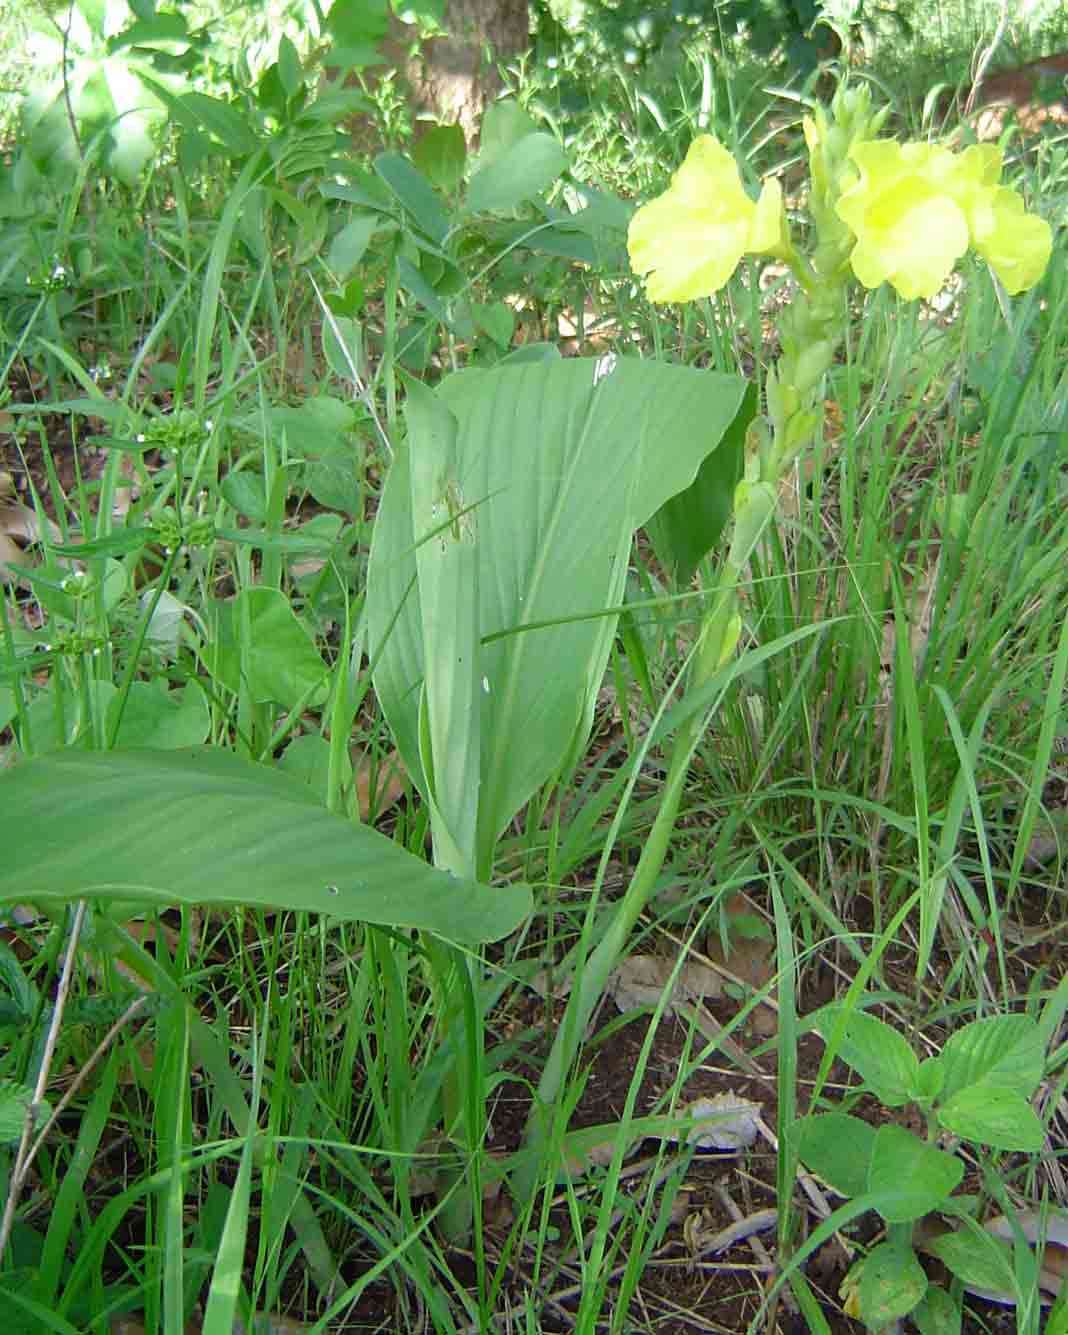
0,900,87,1259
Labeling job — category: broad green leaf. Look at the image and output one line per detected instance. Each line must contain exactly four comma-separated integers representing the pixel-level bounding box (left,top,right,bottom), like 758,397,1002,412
790,1113,876,1198
367,357,749,875
106,680,210,749
375,152,448,244
324,0,390,70
857,1241,927,1327
939,1014,1045,1101
413,123,466,193
407,380,481,876
815,1006,921,1106
936,1084,1045,1151
278,733,353,803
327,213,379,280
110,12,191,50
256,395,357,454
500,342,561,365
911,1285,961,1335
465,132,568,215
867,1125,963,1223
0,748,530,943
277,34,302,99
204,588,328,708
925,1227,1015,1297
302,442,362,512
101,56,162,183
472,300,515,348
914,1056,945,1103
645,383,752,586
477,101,538,167
220,471,267,523
175,92,260,155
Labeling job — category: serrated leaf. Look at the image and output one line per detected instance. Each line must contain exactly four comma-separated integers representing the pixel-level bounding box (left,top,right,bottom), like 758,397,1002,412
936,1084,1045,1151
0,1080,35,1142
815,1006,921,1106
940,1014,1045,1101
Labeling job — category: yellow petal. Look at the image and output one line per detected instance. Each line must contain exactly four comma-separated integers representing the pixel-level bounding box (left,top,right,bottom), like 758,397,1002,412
839,136,1050,298
838,141,970,299
972,187,1053,294
627,135,770,301
955,143,1003,190
748,176,785,254
628,193,749,300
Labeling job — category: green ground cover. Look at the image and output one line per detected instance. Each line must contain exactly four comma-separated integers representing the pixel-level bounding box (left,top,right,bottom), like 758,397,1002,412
1,2,1067,1331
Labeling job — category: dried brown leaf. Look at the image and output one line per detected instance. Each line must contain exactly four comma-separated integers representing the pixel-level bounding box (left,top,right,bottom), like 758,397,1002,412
607,954,722,1014
351,746,407,821
664,1092,762,1150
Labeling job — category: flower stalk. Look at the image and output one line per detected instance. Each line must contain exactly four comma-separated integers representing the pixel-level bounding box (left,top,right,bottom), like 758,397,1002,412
515,80,1052,1202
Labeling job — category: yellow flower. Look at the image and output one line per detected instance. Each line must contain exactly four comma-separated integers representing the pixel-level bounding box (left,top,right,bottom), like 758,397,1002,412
836,140,1052,300
949,146,1053,295
628,136,785,303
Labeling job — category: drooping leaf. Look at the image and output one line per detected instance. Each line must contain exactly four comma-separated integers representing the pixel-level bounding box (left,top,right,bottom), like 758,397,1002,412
0,748,530,943
375,152,448,244
645,382,753,587
326,212,379,280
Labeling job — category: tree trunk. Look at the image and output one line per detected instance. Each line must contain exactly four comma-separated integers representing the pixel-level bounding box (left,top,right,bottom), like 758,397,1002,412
386,0,530,143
